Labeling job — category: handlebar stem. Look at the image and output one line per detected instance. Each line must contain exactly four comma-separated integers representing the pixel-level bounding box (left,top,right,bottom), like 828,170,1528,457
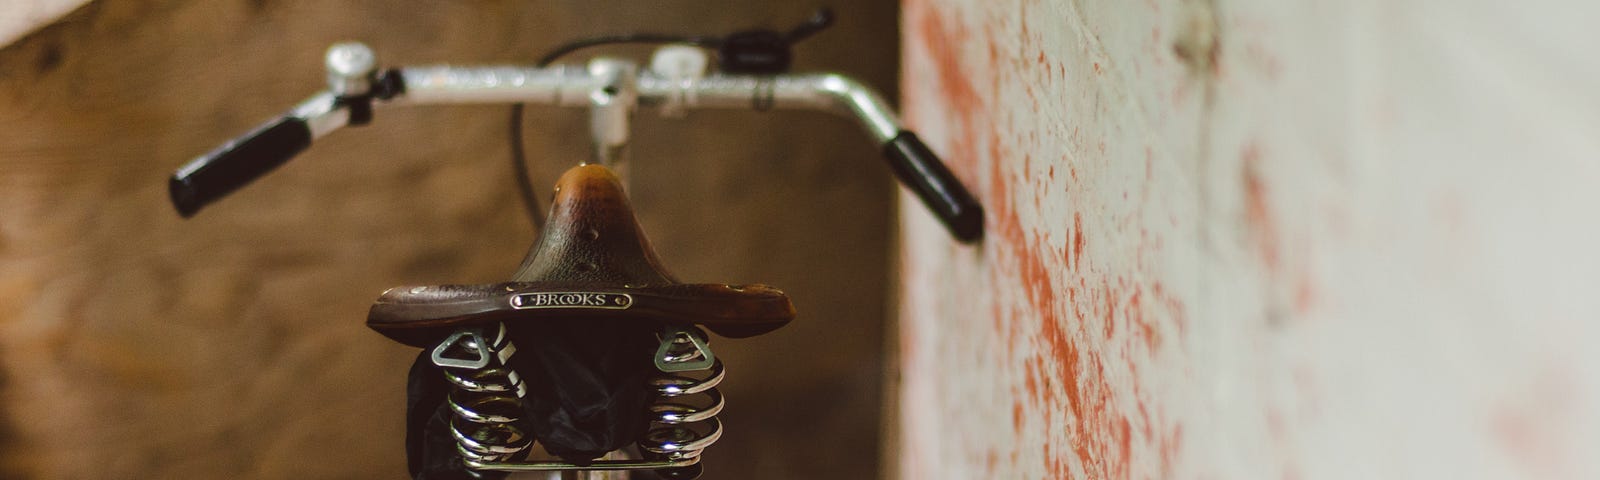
586,58,639,180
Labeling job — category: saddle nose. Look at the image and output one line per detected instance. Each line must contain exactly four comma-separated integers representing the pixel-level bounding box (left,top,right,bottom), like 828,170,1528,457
508,163,679,285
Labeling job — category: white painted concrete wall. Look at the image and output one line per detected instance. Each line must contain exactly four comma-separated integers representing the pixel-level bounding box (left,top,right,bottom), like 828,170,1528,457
0,0,87,46
895,0,1600,478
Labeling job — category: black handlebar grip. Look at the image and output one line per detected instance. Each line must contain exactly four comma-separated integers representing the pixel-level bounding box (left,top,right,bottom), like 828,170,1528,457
169,116,313,217
882,131,985,243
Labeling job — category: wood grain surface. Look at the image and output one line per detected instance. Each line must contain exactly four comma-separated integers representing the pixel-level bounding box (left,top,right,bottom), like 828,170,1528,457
0,1,898,478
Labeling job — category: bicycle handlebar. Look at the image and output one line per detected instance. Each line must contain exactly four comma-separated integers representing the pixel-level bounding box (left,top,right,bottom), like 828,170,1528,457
170,46,984,243
883,131,983,241
170,93,347,217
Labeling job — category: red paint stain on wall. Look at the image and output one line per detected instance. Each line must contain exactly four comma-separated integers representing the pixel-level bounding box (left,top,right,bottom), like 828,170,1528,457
1072,212,1086,268
1013,401,1026,432
1491,369,1579,477
1008,166,1135,480
1129,288,1160,351
914,6,984,174
1294,273,1318,314
1241,143,1280,270
1243,141,1324,320
1024,355,1041,400
906,2,1194,478
917,9,980,119
1160,424,1183,478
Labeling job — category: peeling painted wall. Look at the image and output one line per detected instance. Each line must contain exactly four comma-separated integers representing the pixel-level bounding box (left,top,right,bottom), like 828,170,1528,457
895,0,1600,479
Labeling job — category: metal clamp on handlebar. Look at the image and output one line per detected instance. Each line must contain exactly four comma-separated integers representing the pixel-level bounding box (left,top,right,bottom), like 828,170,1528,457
169,39,984,242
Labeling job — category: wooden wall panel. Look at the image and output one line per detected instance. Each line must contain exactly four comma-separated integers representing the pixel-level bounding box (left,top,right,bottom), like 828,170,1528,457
0,1,899,478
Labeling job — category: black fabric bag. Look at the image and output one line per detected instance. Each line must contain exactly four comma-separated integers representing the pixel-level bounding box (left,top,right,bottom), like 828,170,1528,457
404,319,658,479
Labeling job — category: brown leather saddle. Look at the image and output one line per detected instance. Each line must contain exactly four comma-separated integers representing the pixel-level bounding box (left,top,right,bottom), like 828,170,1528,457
366,164,795,347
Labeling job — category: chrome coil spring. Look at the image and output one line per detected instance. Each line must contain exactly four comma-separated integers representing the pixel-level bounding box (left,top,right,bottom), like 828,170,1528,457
641,327,726,464
431,323,532,464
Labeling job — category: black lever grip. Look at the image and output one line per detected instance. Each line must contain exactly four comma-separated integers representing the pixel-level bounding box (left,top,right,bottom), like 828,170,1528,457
882,131,985,243
169,115,313,217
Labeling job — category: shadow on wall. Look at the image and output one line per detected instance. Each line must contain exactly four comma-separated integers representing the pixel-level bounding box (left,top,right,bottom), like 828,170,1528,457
0,1,898,478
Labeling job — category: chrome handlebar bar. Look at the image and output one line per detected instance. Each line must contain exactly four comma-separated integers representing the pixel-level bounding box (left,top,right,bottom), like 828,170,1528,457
169,42,983,242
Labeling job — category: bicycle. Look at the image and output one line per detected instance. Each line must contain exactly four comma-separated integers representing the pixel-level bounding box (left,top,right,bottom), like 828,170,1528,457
169,10,982,479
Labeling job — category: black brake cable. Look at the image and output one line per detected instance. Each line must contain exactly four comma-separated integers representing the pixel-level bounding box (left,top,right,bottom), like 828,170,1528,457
509,34,721,231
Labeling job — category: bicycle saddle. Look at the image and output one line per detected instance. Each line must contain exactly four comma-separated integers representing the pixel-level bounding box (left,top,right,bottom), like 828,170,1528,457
366,164,796,348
